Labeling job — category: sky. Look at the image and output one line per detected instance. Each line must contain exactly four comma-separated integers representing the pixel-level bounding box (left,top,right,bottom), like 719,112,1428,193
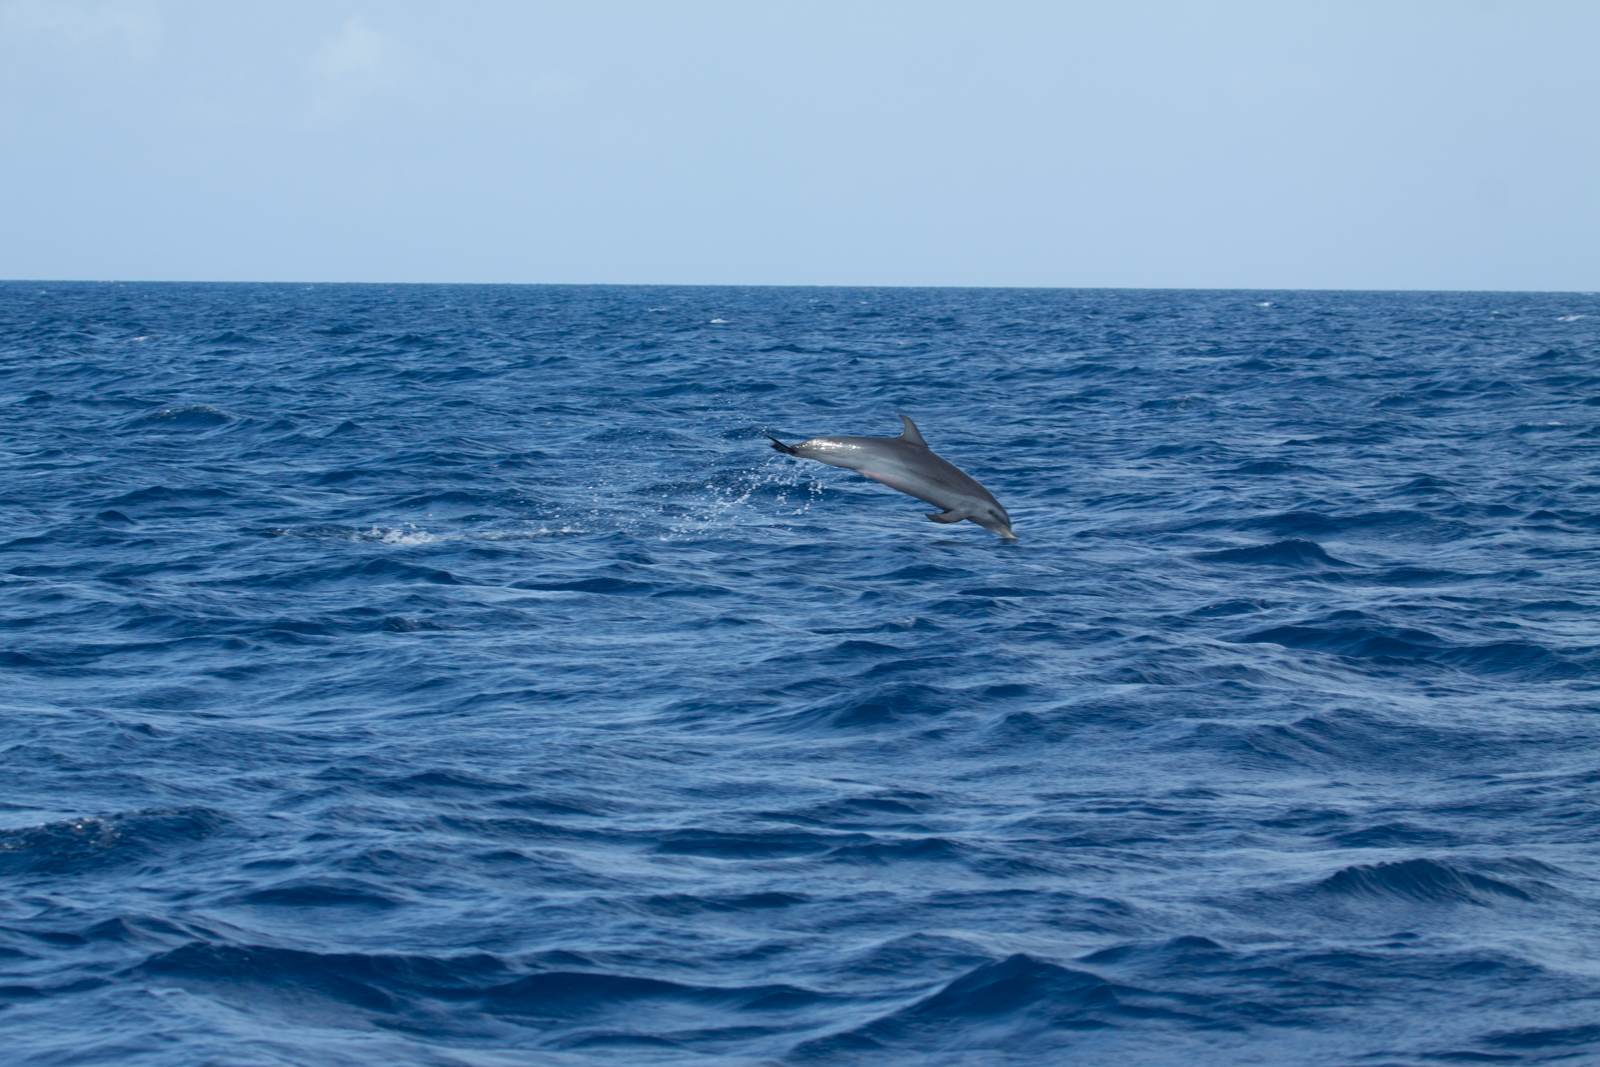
0,0,1595,289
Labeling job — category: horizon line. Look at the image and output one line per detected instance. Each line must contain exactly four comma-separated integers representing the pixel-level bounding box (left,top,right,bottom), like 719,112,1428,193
3,278,1597,296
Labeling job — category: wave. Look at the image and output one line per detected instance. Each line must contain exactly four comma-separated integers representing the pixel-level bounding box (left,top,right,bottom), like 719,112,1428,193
790,953,1188,1059
1196,539,1354,568
123,940,833,1044
1239,613,1592,679
103,485,236,506
1312,859,1538,905
123,404,234,429
0,810,223,876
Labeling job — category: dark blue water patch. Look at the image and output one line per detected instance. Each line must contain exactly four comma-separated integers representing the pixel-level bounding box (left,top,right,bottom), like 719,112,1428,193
1238,613,1592,679
1326,822,1465,849
653,829,852,859
1195,538,1354,568
1186,598,1274,617
1172,705,1524,775
1483,1023,1600,1050
102,486,237,507
1224,460,1316,475
122,404,234,430
1357,565,1473,586
5,283,1600,1065
1240,617,1447,659
129,941,514,1014
789,954,1196,1061
0,809,223,877
116,939,844,1055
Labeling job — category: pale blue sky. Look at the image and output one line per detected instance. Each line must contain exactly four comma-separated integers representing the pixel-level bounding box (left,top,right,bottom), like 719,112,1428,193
1,1,1595,289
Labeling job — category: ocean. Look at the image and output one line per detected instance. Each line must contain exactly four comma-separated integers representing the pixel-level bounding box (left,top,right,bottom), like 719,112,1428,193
3,282,1599,1065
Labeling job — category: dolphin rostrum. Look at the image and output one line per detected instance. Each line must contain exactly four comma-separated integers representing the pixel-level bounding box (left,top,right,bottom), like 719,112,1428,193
765,414,1017,539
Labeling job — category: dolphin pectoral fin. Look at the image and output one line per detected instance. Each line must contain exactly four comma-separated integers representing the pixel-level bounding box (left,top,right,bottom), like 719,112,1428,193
765,435,797,455
897,414,928,447
927,509,967,524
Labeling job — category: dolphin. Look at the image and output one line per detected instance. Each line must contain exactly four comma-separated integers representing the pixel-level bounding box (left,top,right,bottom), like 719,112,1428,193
765,414,1017,539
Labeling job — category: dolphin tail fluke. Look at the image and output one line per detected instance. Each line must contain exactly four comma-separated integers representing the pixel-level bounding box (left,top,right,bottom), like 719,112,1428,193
765,435,798,455
927,509,967,524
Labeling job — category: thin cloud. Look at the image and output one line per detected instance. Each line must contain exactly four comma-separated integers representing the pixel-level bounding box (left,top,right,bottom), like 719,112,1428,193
0,0,161,58
312,17,389,82
305,16,406,123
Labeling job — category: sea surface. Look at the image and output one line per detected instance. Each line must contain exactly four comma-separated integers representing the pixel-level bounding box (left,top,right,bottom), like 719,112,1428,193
3,282,1600,1065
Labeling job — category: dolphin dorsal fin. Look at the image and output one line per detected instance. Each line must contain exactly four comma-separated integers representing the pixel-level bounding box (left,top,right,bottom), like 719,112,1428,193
897,414,927,447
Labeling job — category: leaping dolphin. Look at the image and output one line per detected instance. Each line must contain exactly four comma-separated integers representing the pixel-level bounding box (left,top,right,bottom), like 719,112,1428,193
765,414,1017,539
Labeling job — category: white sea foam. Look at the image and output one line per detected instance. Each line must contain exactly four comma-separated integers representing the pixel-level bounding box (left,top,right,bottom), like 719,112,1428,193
479,525,586,540
357,525,447,545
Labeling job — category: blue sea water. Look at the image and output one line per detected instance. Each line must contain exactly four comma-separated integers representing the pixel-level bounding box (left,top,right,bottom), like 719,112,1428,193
3,281,1600,1065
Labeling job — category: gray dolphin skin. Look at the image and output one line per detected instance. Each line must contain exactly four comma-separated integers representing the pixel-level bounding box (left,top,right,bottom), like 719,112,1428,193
766,414,1017,539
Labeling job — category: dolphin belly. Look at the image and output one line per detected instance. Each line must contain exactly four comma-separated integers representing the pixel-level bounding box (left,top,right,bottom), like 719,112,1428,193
856,459,971,513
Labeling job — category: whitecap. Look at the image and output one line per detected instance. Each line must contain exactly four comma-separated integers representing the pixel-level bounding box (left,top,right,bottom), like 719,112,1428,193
479,525,585,540
356,525,447,545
